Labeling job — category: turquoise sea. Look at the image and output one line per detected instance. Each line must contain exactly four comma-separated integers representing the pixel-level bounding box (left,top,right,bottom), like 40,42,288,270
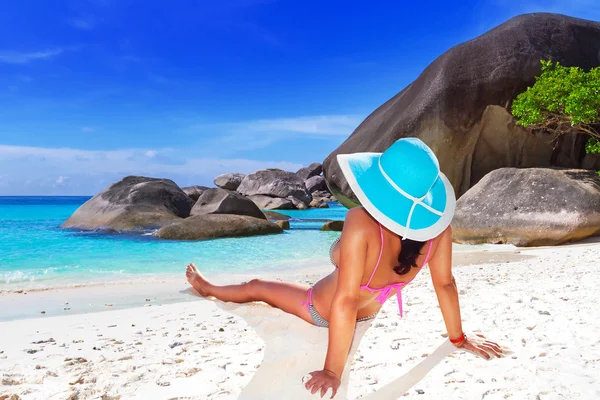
0,197,346,290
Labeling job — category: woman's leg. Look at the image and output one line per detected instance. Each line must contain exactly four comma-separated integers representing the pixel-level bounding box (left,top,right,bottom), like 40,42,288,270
186,263,313,324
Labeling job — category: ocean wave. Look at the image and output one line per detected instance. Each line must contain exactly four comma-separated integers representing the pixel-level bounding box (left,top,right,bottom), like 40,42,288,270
1,266,130,286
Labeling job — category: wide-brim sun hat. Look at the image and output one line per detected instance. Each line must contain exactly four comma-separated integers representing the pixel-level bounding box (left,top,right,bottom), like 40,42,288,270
337,137,456,241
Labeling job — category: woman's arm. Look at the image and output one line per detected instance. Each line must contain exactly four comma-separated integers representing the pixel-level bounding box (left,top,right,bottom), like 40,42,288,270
305,209,367,398
324,210,367,376
429,225,503,359
428,226,464,341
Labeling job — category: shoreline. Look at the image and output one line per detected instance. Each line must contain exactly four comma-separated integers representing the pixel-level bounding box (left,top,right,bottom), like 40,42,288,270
0,242,536,322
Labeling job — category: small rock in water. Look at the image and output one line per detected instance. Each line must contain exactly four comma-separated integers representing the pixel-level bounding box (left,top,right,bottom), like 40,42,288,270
169,342,183,349
218,328,225,332
416,389,425,394
40,311,46,314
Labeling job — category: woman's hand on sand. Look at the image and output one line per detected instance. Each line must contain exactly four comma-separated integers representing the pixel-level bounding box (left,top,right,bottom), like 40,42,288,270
460,333,503,359
304,369,340,398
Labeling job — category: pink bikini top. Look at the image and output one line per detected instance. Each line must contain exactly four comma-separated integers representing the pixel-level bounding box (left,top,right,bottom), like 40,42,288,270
330,224,433,317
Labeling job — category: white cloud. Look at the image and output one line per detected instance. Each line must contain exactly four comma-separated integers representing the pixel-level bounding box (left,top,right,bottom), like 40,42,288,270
228,115,362,136
0,49,63,64
0,145,303,195
183,114,363,156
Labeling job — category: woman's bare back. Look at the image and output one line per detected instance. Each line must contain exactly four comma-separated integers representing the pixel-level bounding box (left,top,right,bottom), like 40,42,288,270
311,207,439,320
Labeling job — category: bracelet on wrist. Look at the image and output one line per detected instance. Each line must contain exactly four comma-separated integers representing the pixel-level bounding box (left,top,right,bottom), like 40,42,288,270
450,333,466,346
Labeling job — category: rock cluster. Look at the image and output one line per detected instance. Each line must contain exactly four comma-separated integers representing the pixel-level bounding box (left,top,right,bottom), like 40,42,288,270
232,163,336,210
61,162,338,239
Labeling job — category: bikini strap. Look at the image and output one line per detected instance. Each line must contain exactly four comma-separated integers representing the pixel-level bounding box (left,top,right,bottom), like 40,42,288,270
365,223,384,286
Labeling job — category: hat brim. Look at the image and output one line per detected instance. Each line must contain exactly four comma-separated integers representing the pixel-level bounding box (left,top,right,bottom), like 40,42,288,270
337,152,455,241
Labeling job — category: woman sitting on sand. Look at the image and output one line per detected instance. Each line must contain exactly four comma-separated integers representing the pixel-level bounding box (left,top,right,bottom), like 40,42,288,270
186,138,502,398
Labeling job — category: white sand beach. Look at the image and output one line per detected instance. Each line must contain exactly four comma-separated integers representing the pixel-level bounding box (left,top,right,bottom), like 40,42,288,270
1,241,599,399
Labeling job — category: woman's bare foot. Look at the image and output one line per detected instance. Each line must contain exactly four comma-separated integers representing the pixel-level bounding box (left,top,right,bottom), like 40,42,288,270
186,263,211,297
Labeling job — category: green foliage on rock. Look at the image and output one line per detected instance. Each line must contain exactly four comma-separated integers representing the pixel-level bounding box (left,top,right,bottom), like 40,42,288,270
512,60,600,173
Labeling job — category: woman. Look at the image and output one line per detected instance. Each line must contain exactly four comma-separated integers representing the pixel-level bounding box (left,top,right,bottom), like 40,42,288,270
186,138,502,398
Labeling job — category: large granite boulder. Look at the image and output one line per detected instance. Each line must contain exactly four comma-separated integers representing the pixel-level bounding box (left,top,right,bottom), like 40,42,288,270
249,195,294,210
305,176,327,193
182,185,210,201
453,168,600,246
297,163,323,180
238,169,312,204
191,188,265,220
155,214,282,240
323,13,600,208
214,173,245,191
62,176,194,231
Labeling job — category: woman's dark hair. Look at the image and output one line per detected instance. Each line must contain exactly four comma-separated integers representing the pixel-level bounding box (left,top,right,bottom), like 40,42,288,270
394,238,427,275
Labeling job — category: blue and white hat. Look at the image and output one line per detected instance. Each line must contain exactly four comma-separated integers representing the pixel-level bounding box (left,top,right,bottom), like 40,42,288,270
337,138,456,241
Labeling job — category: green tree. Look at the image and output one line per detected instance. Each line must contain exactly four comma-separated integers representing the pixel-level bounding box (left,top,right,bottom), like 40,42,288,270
511,60,600,171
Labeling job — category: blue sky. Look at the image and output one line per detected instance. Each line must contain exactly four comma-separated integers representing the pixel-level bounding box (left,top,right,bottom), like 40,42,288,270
1,0,599,195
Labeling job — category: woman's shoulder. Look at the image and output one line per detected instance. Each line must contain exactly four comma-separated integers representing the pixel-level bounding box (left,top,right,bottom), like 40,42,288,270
344,207,379,234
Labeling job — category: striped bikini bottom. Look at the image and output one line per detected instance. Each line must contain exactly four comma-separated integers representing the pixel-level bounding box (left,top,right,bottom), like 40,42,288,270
302,287,377,328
